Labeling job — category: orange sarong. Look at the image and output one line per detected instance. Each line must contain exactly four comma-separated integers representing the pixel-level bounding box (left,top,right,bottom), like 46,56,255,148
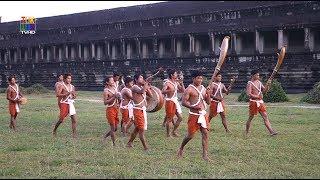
106,106,119,127
133,108,145,130
209,100,226,117
9,102,18,117
165,100,176,121
121,108,130,125
187,113,210,136
59,103,69,121
249,100,266,116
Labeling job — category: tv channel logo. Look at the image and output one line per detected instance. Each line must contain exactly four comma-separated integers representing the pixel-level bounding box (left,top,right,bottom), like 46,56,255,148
20,16,36,34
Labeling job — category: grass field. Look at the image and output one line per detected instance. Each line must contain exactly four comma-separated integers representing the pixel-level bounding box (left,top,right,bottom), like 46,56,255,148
0,92,319,178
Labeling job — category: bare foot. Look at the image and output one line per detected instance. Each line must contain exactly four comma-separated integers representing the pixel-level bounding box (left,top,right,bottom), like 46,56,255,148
270,131,278,136
53,131,57,138
226,129,232,133
177,149,183,158
126,142,133,148
202,155,212,162
172,132,180,137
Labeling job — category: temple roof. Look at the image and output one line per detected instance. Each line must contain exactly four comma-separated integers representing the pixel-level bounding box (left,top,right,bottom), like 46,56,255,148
0,1,308,33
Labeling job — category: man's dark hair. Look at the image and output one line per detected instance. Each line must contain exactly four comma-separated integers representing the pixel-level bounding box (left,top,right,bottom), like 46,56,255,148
57,73,64,79
167,68,176,79
124,76,133,85
113,72,120,77
134,73,144,83
104,76,113,84
191,70,203,78
251,69,259,76
63,73,72,79
215,71,222,77
8,75,16,82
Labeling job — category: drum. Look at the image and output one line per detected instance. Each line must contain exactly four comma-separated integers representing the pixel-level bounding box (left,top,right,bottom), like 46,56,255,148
146,86,164,112
20,97,27,105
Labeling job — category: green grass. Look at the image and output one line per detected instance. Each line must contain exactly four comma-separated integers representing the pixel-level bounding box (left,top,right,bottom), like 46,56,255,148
0,92,319,178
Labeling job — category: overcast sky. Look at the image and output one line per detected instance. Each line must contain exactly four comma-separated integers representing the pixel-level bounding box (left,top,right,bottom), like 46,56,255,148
0,1,164,23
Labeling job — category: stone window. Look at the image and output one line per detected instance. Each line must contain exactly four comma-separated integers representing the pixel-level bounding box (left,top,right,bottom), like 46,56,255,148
68,28,72,34
151,19,159,27
191,15,196,23
115,23,123,30
201,14,212,22
0,35,4,40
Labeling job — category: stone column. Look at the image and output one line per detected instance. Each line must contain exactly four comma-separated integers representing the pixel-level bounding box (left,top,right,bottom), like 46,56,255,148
214,37,220,55
231,33,237,54
135,38,141,58
111,44,116,60
46,47,51,62
278,30,284,50
4,49,8,64
159,40,165,58
236,35,242,54
35,47,39,63
58,46,63,61
209,32,215,54
91,42,95,58
78,44,81,59
304,27,314,52
195,38,201,56
51,46,55,61
189,34,195,53
84,44,89,60
71,45,76,60
126,42,132,59
8,49,12,63
142,41,148,59
121,39,126,59
97,44,102,60
105,41,110,58
64,44,68,60
176,39,182,58
153,38,158,58
255,30,261,53
40,46,44,60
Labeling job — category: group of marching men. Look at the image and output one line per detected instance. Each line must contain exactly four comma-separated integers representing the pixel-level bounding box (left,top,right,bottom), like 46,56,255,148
6,68,277,161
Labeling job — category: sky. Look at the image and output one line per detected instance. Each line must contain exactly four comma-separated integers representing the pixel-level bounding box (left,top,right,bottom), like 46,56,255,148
0,1,164,23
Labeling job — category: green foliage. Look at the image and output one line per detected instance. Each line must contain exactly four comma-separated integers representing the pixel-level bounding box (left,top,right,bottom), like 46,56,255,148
151,78,164,89
0,88,6,93
301,82,320,104
21,83,50,94
238,80,289,103
264,80,289,102
237,89,249,102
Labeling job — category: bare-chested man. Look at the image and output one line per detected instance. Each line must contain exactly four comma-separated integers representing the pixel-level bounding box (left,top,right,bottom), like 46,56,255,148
103,76,121,145
177,70,212,161
245,69,277,136
162,69,185,137
127,73,153,151
53,73,78,138
55,73,64,108
120,76,134,136
208,72,234,133
6,75,24,131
